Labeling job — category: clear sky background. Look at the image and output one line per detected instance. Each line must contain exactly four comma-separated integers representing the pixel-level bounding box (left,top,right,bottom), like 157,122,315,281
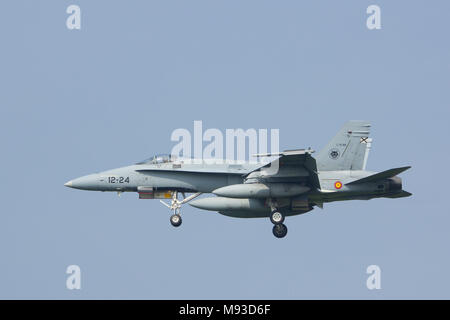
1,0,449,299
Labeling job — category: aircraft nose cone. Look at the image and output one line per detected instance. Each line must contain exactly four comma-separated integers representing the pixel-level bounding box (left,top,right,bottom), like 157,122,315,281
64,180,73,188
64,174,100,190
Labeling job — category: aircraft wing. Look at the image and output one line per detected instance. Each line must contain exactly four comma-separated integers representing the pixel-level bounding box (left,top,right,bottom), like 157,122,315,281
249,149,320,189
135,167,246,175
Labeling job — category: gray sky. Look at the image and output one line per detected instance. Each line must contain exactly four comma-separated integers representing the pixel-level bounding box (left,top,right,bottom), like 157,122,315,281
1,0,449,299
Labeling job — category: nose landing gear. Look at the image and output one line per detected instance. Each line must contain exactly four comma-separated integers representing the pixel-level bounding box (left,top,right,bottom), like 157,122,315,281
170,213,182,227
160,191,202,228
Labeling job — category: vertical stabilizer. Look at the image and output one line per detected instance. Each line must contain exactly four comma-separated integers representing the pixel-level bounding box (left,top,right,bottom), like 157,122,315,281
316,121,371,171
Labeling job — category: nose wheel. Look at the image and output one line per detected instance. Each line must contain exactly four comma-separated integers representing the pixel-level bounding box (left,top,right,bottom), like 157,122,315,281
170,214,182,227
160,191,202,228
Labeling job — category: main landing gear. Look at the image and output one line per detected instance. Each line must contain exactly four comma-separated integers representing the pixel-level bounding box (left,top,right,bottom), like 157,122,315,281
269,200,288,238
270,210,285,225
160,191,202,228
272,223,288,238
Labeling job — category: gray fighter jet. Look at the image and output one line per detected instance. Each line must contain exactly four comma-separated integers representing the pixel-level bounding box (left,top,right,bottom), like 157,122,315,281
65,121,411,238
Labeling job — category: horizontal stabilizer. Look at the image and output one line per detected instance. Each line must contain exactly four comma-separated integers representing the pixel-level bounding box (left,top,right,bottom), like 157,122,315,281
346,166,411,185
385,190,413,198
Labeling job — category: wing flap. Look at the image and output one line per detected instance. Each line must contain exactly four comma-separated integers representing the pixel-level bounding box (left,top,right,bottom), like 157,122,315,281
248,149,320,189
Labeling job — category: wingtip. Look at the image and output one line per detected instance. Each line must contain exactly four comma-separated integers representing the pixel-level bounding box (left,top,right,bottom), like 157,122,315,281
397,166,412,173
403,166,412,172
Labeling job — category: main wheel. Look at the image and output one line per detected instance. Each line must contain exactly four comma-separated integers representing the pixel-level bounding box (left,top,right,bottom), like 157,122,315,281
272,224,288,238
170,214,182,227
270,210,285,225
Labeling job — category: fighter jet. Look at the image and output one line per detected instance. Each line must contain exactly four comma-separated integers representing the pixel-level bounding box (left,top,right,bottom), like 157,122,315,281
64,121,411,238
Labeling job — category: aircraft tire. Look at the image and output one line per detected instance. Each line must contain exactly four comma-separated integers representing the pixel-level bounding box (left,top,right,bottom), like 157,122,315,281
170,214,182,227
272,224,288,238
270,210,285,225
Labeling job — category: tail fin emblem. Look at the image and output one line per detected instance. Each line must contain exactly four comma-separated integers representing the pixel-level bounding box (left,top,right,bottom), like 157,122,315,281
329,148,340,160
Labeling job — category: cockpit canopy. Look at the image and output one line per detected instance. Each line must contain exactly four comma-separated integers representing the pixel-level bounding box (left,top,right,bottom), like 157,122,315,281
136,154,177,165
